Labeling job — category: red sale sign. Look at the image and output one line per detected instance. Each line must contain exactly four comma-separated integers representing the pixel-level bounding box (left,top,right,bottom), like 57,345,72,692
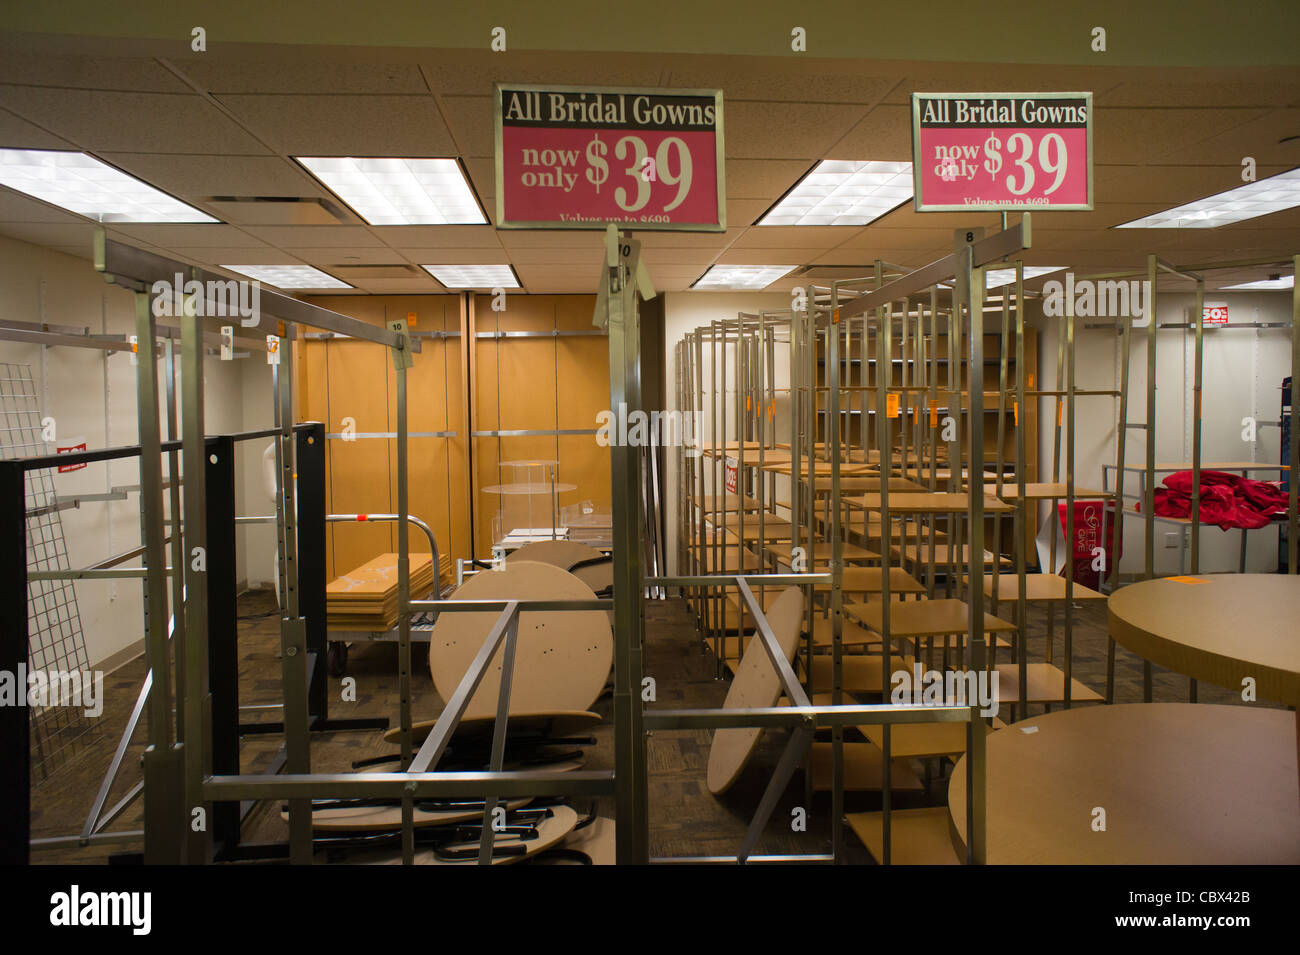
495,85,724,231
56,439,87,473
1203,304,1229,326
911,93,1093,212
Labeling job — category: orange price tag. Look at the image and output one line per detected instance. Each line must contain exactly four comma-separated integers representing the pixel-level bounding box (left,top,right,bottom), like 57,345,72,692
1028,372,1035,389
1013,401,1019,425
832,308,841,324
1057,402,1063,426
746,395,752,412
886,393,900,418
768,402,775,421
407,310,418,328
929,401,938,428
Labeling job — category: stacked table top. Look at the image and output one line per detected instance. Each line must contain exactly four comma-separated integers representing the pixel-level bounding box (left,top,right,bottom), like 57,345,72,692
327,552,435,631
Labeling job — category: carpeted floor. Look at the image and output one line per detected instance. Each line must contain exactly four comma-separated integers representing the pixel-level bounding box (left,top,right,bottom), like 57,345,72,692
27,583,1275,864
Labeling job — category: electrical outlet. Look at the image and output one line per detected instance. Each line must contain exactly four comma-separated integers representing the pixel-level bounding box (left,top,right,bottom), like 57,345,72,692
1164,532,1179,549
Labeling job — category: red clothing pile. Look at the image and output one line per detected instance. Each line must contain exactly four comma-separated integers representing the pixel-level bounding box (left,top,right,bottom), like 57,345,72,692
1143,469,1289,530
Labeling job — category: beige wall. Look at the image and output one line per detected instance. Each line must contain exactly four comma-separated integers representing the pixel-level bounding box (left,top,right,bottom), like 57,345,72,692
0,233,251,670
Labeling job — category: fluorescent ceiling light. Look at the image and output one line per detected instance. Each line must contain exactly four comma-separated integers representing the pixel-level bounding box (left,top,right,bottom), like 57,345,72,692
421,265,519,289
221,265,351,289
296,157,486,225
940,266,1066,290
0,149,216,222
759,160,912,226
984,266,1066,289
1218,275,1294,290
1115,167,1300,229
693,265,796,290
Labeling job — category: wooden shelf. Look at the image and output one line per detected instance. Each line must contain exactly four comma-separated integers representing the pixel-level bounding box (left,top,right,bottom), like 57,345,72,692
859,716,1005,759
992,662,1104,704
846,808,961,865
811,566,926,594
809,742,924,792
846,598,1016,638
810,653,917,694
997,482,1111,501
845,492,1014,514
766,541,880,565
972,573,1106,602
892,542,1011,569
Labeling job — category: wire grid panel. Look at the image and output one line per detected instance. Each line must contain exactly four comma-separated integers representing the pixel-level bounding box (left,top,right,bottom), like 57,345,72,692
0,362,97,779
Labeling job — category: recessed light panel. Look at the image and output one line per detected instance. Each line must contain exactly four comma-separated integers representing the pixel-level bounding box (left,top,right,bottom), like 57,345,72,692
759,160,913,226
0,149,216,222
985,266,1066,289
1115,168,1300,229
1219,275,1294,290
421,265,520,289
220,265,352,289
693,265,796,290
296,157,486,225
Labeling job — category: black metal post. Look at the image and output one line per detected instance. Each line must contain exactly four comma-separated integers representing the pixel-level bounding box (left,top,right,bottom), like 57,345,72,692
204,434,240,855
297,423,329,722
0,461,28,865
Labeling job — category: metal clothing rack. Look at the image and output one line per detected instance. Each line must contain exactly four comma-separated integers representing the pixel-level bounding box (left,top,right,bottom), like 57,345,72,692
1103,252,1300,703
669,222,1031,863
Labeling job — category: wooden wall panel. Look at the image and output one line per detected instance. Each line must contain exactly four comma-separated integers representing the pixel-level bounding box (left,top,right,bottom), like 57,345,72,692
471,294,607,555
297,293,604,570
297,294,470,582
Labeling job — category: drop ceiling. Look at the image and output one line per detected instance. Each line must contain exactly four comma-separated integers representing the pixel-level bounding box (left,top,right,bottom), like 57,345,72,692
0,41,1297,295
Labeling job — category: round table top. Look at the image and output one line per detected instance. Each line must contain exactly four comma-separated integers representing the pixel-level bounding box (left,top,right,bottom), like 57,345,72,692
428,561,612,721
706,587,805,795
949,703,1300,864
481,482,578,495
1108,574,1300,705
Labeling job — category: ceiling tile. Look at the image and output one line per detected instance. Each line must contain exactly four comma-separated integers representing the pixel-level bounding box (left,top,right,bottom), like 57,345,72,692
165,246,297,266
403,249,519,266
421,52,665,97
498,230,606,249
1094,108,1268,164
241,225,385,247
0,86,270,154
1175,108,1300,166
724,101,870,160
99,153,329,199
1097,75,1300,109
439,95,494,157
637,227,744,248
107,224,261,247
828,104,914,161
0,189,85,223
725,158,810,199
374,225,502,248
730,226,850,250
173,60,429,95
640,247,720,266
277,247,407,267
665,65,895,105
214,94,455,156
338,276,440,292
0,53,192,92
725,198,770,229
0,221,102,249
0,107,77,149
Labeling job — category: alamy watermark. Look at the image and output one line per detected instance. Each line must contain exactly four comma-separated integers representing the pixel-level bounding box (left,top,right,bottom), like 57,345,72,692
1042,272,1150,325
150,273,261,326
595,403,703,457
0,666,104,717
891,663,1000,718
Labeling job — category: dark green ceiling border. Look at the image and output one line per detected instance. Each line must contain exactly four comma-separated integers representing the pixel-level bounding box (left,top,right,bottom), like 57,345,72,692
3,0,1299,68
